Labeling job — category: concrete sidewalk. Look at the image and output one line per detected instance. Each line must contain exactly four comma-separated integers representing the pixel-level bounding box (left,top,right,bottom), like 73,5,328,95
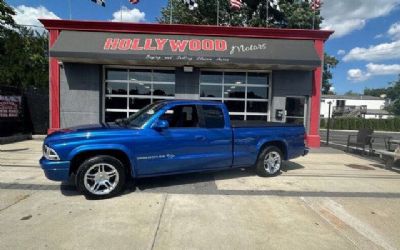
1,140,400,249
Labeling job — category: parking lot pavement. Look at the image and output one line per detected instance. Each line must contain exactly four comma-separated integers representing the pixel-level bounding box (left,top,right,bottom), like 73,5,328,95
1,140,400,249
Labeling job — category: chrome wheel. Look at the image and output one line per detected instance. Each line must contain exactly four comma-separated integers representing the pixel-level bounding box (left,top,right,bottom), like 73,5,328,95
263,151,281,174
83,163,119,195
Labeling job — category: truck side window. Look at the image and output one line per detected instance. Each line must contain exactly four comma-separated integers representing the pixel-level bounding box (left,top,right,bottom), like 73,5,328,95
200,105,225,128
160,105,199,128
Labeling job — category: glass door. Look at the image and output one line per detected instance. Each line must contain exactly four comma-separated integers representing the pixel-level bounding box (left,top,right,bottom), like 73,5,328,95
285,96,307,126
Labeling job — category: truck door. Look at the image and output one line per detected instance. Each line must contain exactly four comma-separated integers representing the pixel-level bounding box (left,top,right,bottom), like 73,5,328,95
135,104,231,175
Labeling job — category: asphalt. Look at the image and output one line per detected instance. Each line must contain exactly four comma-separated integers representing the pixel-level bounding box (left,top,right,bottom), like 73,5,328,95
320,129,400,151
1,140,400,249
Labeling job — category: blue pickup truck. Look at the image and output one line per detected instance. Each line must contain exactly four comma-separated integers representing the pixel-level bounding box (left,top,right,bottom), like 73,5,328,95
40,100,307,199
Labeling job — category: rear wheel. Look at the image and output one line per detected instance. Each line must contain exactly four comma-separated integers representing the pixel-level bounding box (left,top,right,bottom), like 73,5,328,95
256,146,283,177
76,155,126,199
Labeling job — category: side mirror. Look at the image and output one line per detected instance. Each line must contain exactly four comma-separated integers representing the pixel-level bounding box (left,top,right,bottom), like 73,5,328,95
152,119,169,130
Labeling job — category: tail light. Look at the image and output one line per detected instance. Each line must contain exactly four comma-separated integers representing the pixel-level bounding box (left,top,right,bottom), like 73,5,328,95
304,133,308,147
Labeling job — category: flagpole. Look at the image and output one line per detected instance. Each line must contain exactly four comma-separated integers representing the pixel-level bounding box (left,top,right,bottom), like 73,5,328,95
119,0,122,22
68,0,72,20
170,0,173,24
266,0,269,27
217,0,220,26
312,6,315,29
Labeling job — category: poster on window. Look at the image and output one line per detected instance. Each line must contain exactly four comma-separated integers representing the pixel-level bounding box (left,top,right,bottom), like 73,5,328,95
0,95,21,119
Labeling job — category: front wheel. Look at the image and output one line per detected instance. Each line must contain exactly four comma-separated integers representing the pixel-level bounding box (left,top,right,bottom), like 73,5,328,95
76,155,126,199
256,146,283,177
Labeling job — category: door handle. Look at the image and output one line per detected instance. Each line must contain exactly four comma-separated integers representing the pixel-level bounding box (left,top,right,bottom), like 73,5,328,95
195,135,207,141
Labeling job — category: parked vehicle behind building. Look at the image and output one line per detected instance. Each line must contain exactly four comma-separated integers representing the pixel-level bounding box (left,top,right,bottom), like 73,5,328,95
40,100,308,199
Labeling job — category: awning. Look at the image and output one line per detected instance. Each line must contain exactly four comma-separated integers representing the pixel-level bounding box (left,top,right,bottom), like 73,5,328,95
50,30,321,69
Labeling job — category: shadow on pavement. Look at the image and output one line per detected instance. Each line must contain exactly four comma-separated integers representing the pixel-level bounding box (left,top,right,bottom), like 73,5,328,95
2,160,400,198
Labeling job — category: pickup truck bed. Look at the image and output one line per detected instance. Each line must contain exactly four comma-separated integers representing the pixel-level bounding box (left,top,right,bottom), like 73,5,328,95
231,120,303,128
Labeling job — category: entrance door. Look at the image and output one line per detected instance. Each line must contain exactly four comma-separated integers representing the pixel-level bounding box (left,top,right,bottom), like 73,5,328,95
285,97,307,126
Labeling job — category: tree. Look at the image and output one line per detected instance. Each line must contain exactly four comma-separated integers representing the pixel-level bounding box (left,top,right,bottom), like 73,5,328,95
159,0,337,94
159,0,322,28
0,0,16,29
343,90,360,96
0,1,49,89
364,87,386,97
364,75,400,116
322,53,338,94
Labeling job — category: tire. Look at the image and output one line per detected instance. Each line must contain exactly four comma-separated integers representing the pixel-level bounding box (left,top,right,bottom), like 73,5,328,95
76,155,126,199
256,146,283,177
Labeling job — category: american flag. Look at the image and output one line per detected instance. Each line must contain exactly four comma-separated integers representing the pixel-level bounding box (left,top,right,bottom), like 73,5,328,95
129,0,139,3
311,0,321,10
91,0,105,7
269,0,280,11
183,0,198,10
230,0,242,10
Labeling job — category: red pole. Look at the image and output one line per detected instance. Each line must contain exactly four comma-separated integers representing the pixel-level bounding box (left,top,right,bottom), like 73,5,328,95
307,39,324,148
48,29,60,134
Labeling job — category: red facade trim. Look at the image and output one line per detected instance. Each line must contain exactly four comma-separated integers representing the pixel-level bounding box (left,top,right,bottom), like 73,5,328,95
307,40,324,148
48,29,60,134
42,19,333,145
39,19,333,41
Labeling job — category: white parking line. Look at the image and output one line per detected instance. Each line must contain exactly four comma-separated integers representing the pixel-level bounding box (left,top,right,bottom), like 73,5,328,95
301,197,396,250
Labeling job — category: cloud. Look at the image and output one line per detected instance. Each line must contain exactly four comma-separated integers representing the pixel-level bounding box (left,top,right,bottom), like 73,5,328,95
388,22,400,40
347,63,400,82
347,69,368,82
321,0,400,38
337,49,346,55
366,63,400,75
13,5,59,31
342,40,400,62
111,6,145,22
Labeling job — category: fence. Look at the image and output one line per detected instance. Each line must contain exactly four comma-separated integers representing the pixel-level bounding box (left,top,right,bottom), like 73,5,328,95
0,85,48,137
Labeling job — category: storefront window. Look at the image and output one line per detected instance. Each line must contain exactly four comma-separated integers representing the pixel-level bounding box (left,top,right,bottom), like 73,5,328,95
200,71,270,121
106,82,127,95
104,67,175,122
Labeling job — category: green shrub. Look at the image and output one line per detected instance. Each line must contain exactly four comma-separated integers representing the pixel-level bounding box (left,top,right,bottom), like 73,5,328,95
319,117,400,131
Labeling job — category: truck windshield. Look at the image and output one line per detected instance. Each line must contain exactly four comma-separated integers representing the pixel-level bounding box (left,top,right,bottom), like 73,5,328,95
124,102,165,128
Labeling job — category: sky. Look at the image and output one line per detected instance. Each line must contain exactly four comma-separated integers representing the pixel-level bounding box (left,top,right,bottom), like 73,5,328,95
4,0,400,95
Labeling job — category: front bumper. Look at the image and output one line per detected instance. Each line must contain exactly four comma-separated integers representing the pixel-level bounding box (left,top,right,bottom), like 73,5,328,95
39,157,70,181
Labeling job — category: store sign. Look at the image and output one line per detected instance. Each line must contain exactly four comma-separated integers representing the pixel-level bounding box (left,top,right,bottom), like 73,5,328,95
104,38,228,52
0,95,21,119
50,31,321,68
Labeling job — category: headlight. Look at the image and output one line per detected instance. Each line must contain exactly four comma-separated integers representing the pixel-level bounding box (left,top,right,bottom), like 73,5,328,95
43,145,60,161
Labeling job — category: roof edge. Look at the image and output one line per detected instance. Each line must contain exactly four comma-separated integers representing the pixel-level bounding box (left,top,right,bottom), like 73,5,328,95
39,19,334,41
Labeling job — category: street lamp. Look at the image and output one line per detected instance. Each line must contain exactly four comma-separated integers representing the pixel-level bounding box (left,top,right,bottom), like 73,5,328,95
326,101,332,145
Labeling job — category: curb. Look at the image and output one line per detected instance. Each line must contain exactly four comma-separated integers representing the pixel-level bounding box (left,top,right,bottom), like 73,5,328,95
32,135,46,140
0,134,32,145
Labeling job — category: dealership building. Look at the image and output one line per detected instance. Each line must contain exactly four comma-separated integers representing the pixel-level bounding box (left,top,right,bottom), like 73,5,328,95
41,19,332,148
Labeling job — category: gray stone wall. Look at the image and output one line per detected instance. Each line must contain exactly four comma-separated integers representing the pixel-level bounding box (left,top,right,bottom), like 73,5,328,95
60,63,101,128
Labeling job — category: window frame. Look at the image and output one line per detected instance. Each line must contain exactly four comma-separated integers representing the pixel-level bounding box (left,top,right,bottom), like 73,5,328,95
103,66,175,122
199,69,272,121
